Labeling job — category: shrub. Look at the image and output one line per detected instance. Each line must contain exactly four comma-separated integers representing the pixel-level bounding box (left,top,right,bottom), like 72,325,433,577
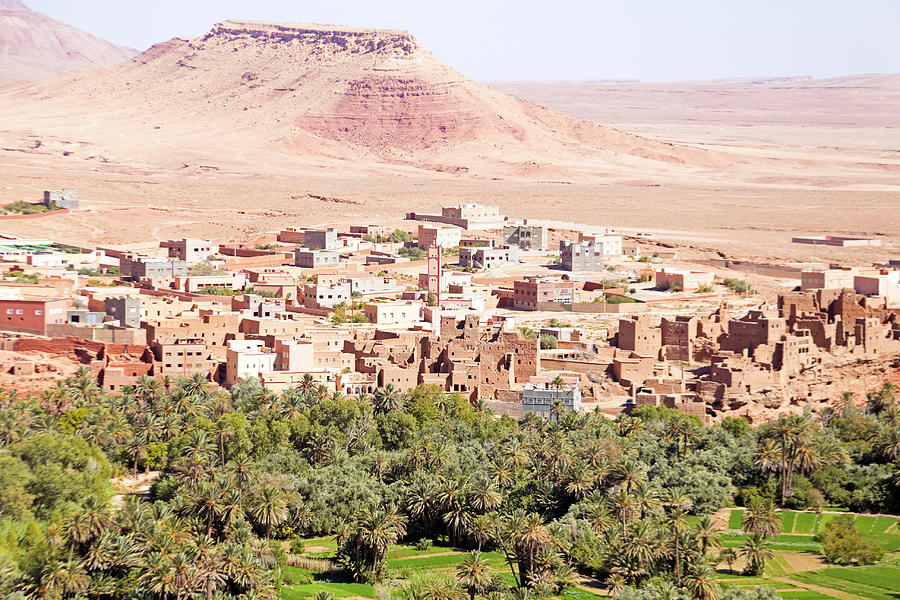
723,278,750,293
547,318,572,328
290,537,306,555
697,283,714,293
539,334,558,350
398,246,426,260
604,295,638,304
815,514,884,564
188,260,217,276
414,537,432,551
518,327,537,340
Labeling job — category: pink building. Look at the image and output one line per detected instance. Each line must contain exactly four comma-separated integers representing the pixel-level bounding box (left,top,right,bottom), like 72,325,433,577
655,268,715,292
854,271,900,307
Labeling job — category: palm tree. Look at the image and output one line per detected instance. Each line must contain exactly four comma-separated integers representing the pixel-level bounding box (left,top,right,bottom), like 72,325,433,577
741,498,781,538
214,418,233,469
665,504,690,586
373,384,404,414
753,439,781,482
876,426,900,461
456,551,492,600
605,573,627,596
739,533,774,576
550,375,565,421
41,559,91,597
339,504,407,583
694,515,722,556
469,479,502,514
685,564,720,600
249,485,289,539
611,488,636,541
717,547,737,574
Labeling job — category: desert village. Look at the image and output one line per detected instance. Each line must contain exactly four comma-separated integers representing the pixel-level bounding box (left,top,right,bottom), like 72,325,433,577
1,194,897,424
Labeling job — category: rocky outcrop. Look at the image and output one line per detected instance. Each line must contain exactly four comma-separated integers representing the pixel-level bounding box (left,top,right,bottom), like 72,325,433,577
204,21,419,55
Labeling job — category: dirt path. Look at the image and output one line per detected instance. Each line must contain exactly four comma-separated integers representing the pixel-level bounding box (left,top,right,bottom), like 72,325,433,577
575,576,609,596
711,508,732,530
772,577,867,600
780,552,824,574
392,551,460,560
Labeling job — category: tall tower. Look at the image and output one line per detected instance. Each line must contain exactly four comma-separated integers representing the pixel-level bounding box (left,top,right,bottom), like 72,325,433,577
427,244,442,306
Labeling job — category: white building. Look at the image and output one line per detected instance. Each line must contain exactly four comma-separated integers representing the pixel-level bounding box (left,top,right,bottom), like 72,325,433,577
225,339,276,386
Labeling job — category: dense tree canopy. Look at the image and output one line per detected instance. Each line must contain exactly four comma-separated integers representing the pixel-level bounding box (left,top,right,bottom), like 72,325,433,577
0,370,898,599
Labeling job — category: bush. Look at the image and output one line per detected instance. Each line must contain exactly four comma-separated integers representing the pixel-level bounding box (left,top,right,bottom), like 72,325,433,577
539,334,558,350
604,295,638,304
290,537,306,555
188,260,217,276
414,538,432,551
398,246,426,260
723,278,750,293
547,318,572,328
518,327,537,340
815,514,884,564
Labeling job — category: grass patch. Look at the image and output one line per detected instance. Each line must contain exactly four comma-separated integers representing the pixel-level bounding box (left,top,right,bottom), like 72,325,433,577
560,589,607,600
790,572,897,600
729,509,744,530
280,582,376,600
782,511,797,533
794,512,818,534
871,517,898,534
854,516,878,534
720,534,821,553
778,592,835,600
818,565,900,592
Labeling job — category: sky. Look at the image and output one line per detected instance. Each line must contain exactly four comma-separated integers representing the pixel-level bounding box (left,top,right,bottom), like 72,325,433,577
24,0,900,82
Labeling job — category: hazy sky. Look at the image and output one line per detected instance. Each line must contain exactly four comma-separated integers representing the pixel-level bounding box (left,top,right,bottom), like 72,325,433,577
25,0,900,82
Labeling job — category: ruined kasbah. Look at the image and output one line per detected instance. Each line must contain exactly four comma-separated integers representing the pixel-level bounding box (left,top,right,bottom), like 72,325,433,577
0,201,898,424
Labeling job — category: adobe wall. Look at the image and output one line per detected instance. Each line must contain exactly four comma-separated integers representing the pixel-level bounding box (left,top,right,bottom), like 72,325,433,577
540,358,612,376
46,324,147,345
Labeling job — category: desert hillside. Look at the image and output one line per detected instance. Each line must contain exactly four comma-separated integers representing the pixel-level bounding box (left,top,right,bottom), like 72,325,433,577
0,20,721,178
0,0,134,82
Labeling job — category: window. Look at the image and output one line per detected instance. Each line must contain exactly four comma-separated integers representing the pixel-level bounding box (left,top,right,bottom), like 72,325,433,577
5,309,12,314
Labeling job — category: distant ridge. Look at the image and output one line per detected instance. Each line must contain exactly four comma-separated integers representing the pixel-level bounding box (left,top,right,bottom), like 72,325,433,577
0,2,135,82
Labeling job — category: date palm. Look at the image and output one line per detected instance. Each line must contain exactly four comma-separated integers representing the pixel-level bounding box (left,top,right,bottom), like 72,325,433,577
248,485,288,539
456,551,492,600
685,564,720,600
741,498,781,538
739,533,774,576
693,515,722,556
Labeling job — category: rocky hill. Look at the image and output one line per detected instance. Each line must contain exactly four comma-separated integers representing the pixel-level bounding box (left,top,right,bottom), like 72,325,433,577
0,1,134,82
0,20,717,177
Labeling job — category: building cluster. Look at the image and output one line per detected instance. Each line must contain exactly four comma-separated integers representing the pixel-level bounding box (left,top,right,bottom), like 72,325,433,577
0,204,897,425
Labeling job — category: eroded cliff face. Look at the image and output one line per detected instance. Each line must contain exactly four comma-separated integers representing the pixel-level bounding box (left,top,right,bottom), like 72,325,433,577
203,21,420,56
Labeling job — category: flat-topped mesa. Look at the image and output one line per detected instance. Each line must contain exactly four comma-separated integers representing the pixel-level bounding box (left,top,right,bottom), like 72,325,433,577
204,20,421,55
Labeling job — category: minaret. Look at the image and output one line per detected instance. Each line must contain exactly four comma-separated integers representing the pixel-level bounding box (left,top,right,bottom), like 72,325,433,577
427,243,442,306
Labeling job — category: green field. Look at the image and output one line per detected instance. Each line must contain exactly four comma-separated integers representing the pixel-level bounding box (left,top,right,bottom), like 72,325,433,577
787,565,900,600
280,582,377,600
281,542,516,600
727,509,899,537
